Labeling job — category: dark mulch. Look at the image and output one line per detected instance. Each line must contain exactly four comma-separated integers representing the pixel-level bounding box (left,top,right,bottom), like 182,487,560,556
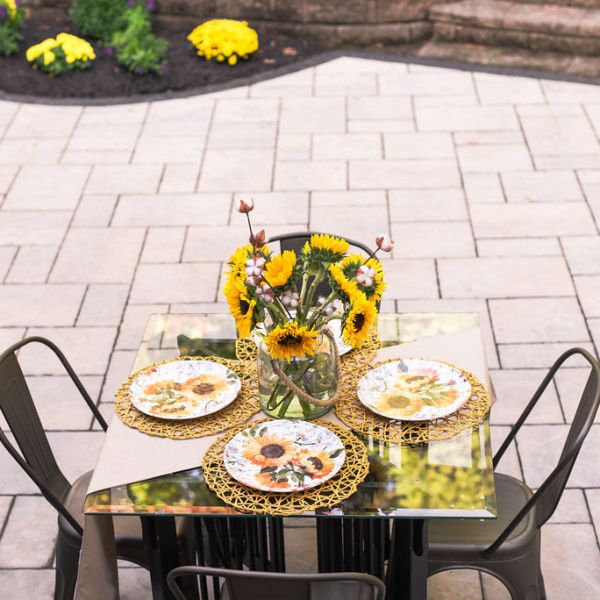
0,17,326,101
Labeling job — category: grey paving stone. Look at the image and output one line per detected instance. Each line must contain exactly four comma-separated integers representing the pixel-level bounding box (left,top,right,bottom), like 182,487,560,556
130,263,221,304
313,134,382,160
585,488,600,540
457,144,533,173
141,228,186,264
112,194,230,227
491,425,522,480
132,135,205,164
0,327,24,350
0,165,18,194
518,424,600,488
119,568,152,600
0,284,85,326
208,121,277,150
99,350,137,403
86,165,163,195
5,246,58,283
498,342,596,369
416,104,518,131
454,130,523,145
379,71,475,96
349,159,460,189
18,327,116,376
348,119,415,133
3,165,89,211
80,103,148,126
548,489,590,524
116,305,168,350
501,170,583,203
470,203,597,237
0,138,67,164
51,228,145,284
232,192,309,225
555,367,600,424
389,189,468,221
0,497,11,531
0,569,55,599
315,72,377,96
0,496,56,567
159,164,200,193
490,298,589,343
274,160,346,191
428,569,483,599
310,205,389,245
380,259,439,299
475,72,544,104
198,149,273,192
0,246,16,280
0,210,71,245
463,173,505,203
438,256,574,298
276,134,311,161
280,98,345,133
77,284,129,326
574,275,600,317
71,194,118,228
384,132,454,159
490,369,563,425
540,524,600,597
521,115,600,156
347,96,413,120
476,237,561,257
561,236,600,274
391,222,475,258
61,149,132,165
213,98,278,123
69,123,141,152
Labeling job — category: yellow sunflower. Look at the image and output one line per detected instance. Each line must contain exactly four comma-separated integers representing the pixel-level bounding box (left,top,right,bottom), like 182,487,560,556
342,292,377,348
242,434,296,467
340,253,386,302
264,321,319,361
303,233,349,264
328,263,360,301
224,274,255,338
294,449,335,479
263,250,296,289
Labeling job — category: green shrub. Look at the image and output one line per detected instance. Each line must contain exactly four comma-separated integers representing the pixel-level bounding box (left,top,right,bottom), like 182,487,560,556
111,6,167,75
0,0,25,56
71,0,127,44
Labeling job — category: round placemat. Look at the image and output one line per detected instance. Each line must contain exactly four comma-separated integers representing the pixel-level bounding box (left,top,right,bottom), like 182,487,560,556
114,356,260,439
202,419,370,517
335,359,492,445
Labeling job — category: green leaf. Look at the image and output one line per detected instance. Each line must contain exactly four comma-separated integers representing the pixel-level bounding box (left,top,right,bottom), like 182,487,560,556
329,448,343,458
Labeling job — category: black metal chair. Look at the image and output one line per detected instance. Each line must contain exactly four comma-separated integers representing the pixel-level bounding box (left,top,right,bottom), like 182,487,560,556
0,337,154,599
428,347,600,600
167,566,386,600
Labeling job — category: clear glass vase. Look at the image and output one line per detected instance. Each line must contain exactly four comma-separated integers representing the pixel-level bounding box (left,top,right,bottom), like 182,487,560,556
258,332,337,420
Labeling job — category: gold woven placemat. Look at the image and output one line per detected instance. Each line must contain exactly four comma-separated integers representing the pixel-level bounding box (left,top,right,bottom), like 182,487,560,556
335,359,492,445
202,419,370,517
114,356,260,439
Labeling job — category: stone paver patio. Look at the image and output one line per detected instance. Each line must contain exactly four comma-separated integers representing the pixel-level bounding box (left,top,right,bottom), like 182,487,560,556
1,56,600,599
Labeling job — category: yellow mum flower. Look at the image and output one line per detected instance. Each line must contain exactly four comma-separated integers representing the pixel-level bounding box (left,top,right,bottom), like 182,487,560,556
342,293,377,348
188,19,258,65
264,250,296,289
224,274,255,338
264,322,319,362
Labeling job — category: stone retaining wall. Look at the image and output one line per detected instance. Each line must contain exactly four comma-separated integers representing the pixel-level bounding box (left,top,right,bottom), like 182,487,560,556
25,0,449,45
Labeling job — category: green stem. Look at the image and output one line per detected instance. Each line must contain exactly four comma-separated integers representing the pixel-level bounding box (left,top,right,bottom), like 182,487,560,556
300,267,324,321
307,290,337,329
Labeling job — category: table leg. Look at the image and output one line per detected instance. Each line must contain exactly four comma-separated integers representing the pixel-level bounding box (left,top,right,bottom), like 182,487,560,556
142,517,180,600
386,519,428,600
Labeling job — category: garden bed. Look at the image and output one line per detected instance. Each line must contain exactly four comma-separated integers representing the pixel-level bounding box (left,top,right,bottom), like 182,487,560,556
0,17,325,100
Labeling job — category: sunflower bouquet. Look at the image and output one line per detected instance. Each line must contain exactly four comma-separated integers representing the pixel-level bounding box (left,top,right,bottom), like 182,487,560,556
225,199,393,420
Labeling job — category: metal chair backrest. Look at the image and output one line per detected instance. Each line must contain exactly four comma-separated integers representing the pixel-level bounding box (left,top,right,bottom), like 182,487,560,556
0,337,108,534
167,566,386,600
486,347,600,554
268,231,374,304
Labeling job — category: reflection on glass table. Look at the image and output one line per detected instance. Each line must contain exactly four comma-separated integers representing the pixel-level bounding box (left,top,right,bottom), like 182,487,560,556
84,313,496,520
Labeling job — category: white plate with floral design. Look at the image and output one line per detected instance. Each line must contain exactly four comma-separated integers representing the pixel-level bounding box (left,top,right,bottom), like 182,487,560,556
129,360,241,420
357,358,472,422
223,420,345,493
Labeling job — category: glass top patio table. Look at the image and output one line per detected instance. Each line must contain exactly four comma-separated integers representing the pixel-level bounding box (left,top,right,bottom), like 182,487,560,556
83,313,497,520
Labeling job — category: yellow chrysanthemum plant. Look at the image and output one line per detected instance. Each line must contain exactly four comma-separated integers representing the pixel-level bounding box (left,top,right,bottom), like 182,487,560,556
26,33,95,76
187,19,258,66
0,0,25,57
225,198,394,420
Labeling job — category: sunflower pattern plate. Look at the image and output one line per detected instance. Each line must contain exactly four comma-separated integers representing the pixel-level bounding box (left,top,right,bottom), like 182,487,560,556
129,359,241,420
357,358,472,422
223,420,345,493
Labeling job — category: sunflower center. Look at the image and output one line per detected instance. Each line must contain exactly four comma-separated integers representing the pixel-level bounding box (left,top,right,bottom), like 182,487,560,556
239,298,250,316
387,395,411,409
353,313,366,332
261,444,285,458
279,333,302,347
193,383,215,395
308,456,324,470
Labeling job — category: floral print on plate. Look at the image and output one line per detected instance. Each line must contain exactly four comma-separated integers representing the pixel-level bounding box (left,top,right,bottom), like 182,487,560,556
357,358,472,421
224,420,345,493
129,359,241,420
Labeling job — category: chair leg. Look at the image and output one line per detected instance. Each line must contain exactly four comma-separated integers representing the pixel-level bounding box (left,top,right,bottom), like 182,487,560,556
54,529,82,600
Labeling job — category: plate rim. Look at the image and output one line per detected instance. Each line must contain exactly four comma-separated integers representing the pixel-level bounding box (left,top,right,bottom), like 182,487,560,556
357,357,472,422
129,358,241,421
223,419,346,493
